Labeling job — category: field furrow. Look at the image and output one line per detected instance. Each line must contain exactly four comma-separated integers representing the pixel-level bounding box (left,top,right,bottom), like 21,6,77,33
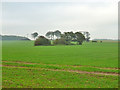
2,60,118,70
2,64,119,76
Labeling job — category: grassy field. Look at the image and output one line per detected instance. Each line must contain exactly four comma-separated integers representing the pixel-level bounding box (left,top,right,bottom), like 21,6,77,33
2,41,118,88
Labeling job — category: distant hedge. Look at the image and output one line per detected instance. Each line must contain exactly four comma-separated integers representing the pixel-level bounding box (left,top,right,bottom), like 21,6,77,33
34,36,51,46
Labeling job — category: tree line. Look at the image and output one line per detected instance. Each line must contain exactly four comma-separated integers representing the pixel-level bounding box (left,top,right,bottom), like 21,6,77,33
31,30,90,46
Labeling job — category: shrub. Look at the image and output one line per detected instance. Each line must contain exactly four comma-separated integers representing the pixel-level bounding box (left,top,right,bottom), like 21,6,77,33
53,38,70,45
34,36,51,46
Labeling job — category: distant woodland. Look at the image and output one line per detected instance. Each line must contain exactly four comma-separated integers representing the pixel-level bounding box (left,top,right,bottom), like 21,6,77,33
0,35,30,41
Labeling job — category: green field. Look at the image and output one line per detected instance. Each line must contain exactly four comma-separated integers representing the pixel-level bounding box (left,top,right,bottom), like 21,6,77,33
2,41,118,88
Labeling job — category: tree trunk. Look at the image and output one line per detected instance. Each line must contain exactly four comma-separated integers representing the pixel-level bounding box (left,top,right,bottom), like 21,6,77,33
79,42,82,45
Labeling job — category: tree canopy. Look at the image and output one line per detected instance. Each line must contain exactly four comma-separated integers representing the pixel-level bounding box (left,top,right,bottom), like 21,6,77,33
31,32,38,40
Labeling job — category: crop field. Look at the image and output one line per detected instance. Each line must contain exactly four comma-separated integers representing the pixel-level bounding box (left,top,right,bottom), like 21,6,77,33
2,41,118,88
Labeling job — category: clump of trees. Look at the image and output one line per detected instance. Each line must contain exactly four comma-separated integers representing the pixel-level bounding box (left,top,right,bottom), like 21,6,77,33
34,36,51,46
33,30,89,46
58,31,85,45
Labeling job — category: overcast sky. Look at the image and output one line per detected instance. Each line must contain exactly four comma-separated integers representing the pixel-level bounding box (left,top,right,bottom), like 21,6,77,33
2,0,118,39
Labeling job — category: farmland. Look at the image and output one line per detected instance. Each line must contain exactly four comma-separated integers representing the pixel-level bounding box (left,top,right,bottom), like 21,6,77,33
2,41,118,88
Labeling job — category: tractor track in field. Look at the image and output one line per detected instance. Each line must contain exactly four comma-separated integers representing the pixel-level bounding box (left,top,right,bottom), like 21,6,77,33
2,64,119,76
2,60,118,70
